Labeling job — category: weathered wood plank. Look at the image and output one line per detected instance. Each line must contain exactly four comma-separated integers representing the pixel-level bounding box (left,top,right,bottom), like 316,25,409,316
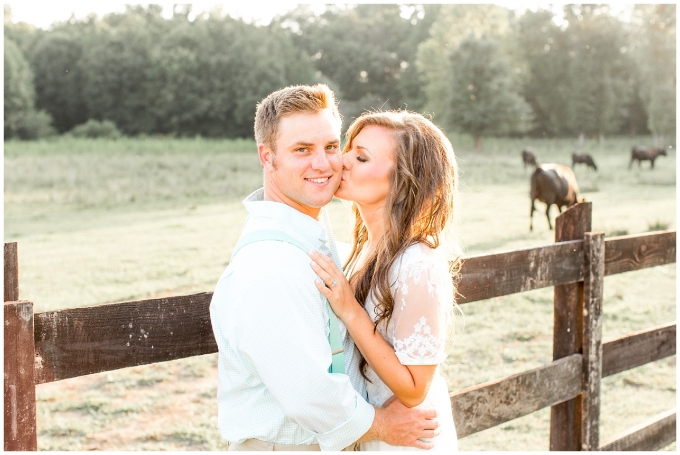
581,232,604,450
4,243,19,302
456,240,584,304
604,231,676,275
445,229,675,302
600,409,676,451
452,354,582,438
602,323,676,378
34,292,216,384
551,202,591,451
4,300,37,451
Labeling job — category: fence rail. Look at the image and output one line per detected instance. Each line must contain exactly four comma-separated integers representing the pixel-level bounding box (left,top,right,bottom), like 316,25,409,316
451,354,583,438
4,202,677,451
34,292,215,384
30,231,677,383
602,322,676,378
600,409,677,451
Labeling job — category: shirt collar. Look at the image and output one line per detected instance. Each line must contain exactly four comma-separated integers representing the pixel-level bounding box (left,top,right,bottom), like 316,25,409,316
242,188,330,247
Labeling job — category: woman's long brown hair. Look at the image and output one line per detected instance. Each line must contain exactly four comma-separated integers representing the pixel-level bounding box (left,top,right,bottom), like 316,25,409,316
342,110,460,380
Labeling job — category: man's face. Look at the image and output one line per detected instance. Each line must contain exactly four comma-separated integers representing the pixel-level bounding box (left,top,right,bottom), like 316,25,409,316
259,109,342,219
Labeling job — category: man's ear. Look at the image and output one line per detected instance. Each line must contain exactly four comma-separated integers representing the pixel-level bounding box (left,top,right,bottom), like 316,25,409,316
258,143,274,170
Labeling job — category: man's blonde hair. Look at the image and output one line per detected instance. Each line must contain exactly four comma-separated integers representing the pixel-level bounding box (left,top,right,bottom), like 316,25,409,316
254,84,341,151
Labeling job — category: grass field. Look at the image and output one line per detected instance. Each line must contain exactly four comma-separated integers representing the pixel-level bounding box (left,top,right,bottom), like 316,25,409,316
4,134,676,450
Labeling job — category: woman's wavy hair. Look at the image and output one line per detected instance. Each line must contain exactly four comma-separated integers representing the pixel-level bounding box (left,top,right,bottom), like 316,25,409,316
342,110,461,380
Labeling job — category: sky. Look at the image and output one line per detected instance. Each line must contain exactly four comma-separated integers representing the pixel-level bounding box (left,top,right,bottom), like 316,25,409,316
4,1,627,29
5,1,310,28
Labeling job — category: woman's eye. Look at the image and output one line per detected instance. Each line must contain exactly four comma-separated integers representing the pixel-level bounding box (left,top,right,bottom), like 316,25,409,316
357,156,368,163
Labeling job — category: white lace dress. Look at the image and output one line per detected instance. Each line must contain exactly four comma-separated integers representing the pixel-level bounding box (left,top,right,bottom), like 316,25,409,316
359,243,457,451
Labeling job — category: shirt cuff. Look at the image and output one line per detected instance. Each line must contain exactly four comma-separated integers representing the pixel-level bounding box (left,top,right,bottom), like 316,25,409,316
316,392,375,451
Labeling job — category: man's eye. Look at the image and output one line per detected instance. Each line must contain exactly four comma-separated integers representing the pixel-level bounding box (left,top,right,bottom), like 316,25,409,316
326,145,338,151
295,148,308,153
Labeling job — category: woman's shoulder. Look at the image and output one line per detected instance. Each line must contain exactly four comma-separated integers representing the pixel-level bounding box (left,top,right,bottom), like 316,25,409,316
402,241,445,261
393,242,447,273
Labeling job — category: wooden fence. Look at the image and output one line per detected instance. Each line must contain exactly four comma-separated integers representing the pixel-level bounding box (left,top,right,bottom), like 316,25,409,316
4,202,676,450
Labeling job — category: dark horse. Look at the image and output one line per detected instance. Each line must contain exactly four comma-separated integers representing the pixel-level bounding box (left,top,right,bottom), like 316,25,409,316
522,148,537,168
530,164,580,231
572,153,597,171
629,146,667,169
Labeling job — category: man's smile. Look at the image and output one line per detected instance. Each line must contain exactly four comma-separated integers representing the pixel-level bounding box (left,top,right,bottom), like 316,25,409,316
305,176,331,184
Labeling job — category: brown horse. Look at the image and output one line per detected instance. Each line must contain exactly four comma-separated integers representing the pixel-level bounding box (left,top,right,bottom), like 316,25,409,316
522,148,537,168
572,153,597,171
530,164,580,231
629,146,667,169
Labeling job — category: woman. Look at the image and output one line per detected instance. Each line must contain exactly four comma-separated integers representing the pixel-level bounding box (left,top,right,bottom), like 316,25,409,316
309,110,460,451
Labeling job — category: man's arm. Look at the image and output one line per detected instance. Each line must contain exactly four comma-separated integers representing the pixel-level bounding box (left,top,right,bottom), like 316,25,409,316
357,396,441,450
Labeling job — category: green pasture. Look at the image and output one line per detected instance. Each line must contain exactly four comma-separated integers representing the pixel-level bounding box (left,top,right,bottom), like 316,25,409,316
4,135,676,450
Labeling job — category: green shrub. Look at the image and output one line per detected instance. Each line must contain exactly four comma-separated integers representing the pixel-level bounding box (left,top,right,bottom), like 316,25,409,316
17,109,57,140
69,119,122,139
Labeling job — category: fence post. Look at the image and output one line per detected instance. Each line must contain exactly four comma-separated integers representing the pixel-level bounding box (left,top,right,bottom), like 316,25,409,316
4,300,38,451
550,202,591,450
4,242,38,451
581,232,604,450
4,243,19,302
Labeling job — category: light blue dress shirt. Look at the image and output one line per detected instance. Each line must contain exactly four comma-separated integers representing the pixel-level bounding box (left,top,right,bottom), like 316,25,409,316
210,188,375,451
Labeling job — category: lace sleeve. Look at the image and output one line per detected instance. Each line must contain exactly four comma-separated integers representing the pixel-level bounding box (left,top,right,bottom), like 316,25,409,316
391,250,453,365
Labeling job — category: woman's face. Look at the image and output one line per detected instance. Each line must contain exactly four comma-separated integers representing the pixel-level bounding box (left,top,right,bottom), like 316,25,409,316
335,125,396,207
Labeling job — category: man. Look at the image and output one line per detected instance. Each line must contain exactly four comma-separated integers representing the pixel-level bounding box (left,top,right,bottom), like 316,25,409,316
210,84,440,451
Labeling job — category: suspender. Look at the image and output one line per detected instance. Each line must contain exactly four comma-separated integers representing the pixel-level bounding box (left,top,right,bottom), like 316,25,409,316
230,229,345,374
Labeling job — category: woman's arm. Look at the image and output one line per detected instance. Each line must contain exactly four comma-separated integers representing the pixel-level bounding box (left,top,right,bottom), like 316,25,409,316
308,250,437,408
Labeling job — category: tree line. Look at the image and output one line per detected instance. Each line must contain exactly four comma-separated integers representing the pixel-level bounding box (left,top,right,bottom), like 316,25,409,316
4,4,676,148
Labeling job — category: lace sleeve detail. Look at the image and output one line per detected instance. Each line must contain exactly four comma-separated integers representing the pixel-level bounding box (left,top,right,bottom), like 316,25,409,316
391,246,454,365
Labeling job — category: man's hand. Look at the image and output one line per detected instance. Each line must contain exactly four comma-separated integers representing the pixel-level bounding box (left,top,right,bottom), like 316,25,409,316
359,395,440,449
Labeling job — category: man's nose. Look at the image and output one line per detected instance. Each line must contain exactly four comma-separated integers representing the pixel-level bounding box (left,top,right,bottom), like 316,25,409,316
311,148,332,170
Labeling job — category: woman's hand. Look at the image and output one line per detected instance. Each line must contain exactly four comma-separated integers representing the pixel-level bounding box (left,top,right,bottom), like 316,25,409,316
310,251,436,409
308,250,360,322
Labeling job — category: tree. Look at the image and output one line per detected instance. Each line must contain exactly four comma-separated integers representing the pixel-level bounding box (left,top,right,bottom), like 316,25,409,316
561,5,633,140
4,5,46,57
149,14,315,137
276,4,436,114
30,32,89,132
4,37,36,137
415,5,512,119
78,6,169,135
392,5,442,112
445,34,533,151
514,9,573,136
514,5,634,140
632,5,676,146
621,74,650,137
4,37,55,140
8,4,322,138
9,4,654,141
